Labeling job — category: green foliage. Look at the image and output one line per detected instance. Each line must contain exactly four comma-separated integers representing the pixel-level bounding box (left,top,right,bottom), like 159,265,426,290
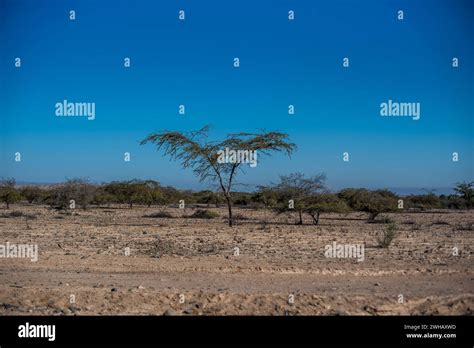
252,185,279,209
454,181,474,208
338,188,398,221
439,195,468,209
232,192,253,206
20,186,46,204
304,193,350,224
192,190,224,207
160,186,185,205
270,173,346,225
376,222,398,248
141,126,296,226
47,178,96,210
104,180,159,208
0,178,21,209
406,193,441,210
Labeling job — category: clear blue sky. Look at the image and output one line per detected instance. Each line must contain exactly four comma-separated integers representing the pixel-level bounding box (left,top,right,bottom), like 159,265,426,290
0,0,472,192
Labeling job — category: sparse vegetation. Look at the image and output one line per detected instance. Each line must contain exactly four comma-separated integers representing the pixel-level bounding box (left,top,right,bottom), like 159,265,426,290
46,178,96,210
454,222,473,231
339,188,398,221
143,211,173,219
0,210,36,219
305,194,350,225
406,193,441,210
0,178,21,209
1,178,471,228
20,186,46,204
271,172,329,225
140,126,296,226
453,181,474,209
376,222,398,248
188,209,219,219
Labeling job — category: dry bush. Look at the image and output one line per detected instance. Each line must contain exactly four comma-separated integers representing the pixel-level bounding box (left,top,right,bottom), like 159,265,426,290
454,223,473,231
188,209,219,219
0,211,36,219
143,211,173,218
376,222,398,248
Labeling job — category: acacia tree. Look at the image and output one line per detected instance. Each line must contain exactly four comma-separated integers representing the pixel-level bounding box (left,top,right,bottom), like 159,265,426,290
338,188,398,221
454,181,473,208
194,190,224,208
66,178,96,210
20,186,46,204
47,178,96,210
141,126,296,226
304,193,350,225
272,172,328,225
0,178,20,209
252,185,280,226
104,180,153,209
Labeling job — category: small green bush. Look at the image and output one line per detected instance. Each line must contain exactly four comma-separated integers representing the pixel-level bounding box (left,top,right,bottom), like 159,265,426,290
376,222,398,248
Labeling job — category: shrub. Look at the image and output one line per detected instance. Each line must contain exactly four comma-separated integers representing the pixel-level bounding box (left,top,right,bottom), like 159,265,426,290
193,190,223,207
376,222,398,248
233,192,253,206
271,172,327,225
20,186,46,204
406,193,440,210
339,188,398,221
454,223,473,231
0,211,36,219
232,213,251,221
304,194,350,225
188,209,219,219
46,178,96,210
454,181,474,208
368,216,394,224
143,211,173,218
439,195,468,209
0,178,21,209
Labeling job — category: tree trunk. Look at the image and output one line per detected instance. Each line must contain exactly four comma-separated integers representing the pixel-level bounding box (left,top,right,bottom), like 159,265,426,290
311,211,320,225
296,211,303,225
6,201,9,209
225,195,233,227
368,212,378,221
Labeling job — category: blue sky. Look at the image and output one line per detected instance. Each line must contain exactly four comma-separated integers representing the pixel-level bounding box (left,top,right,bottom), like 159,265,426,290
0,0,472,192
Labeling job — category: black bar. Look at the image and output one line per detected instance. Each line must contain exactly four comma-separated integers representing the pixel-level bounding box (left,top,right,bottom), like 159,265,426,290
0,316,472,346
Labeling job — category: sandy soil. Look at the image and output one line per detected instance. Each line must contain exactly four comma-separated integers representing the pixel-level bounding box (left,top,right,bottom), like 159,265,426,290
0,205,472,315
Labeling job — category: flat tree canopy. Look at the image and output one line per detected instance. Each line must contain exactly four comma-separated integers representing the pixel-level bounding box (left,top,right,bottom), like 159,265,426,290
141,126,296,226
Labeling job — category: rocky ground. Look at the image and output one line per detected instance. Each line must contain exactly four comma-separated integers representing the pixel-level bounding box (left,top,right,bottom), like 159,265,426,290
0,205,472,315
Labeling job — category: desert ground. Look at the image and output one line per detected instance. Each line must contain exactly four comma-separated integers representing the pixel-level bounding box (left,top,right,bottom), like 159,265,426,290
0,205,472,315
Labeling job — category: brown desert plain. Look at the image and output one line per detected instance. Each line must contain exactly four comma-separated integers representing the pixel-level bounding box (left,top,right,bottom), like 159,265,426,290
0,204,472,316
